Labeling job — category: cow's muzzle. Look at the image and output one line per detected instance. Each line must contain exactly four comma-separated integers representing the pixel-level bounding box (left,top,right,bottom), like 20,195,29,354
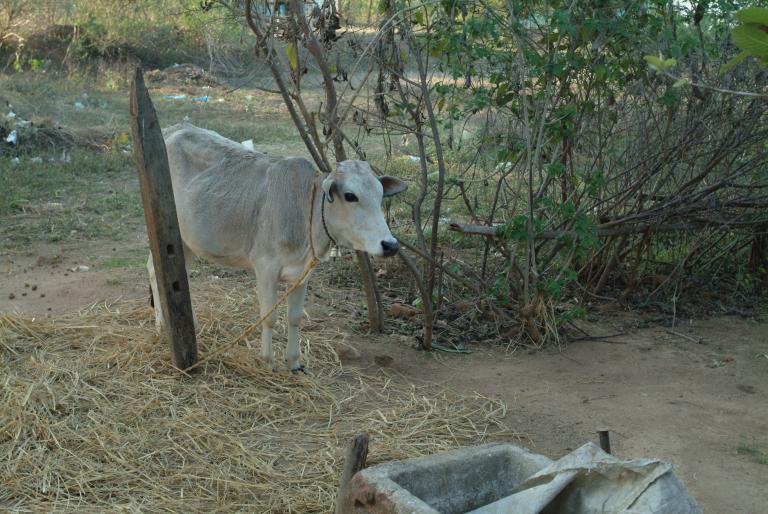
381,240,399,257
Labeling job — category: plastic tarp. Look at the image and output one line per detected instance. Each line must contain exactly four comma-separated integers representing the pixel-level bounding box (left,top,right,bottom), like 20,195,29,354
467,443,701,514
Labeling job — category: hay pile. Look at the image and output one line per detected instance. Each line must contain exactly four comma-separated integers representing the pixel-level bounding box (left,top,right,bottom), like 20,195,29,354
0,284,515,512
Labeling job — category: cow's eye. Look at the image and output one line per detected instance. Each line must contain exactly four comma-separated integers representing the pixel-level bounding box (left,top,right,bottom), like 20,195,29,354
344,192,359,202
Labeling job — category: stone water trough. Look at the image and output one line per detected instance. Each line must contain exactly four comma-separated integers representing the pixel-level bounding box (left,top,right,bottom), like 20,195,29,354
337,442,701,514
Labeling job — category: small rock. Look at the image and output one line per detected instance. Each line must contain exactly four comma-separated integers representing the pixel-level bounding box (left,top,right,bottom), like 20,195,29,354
453,300,474,314
388,302,419,319
31,285,37,291
8,293,16,300
69,265,90,272
36,255,60,267
374,354,394,367
335,342,362,363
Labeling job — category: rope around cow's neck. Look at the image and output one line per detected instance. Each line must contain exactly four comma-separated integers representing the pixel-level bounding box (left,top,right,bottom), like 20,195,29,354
320,191,338,248
183,175,324,372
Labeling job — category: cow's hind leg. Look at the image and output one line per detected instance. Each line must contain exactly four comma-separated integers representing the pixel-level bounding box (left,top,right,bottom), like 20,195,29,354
147,246,198,331
286,281,309,372
147,252,164,330
256,269,279,370
181,243,198,331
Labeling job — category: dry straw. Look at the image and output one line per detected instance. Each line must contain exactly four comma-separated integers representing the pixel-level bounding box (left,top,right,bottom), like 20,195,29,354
1,283,516,512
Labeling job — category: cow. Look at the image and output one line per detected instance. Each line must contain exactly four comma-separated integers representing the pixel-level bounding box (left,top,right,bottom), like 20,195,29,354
148,123,407,371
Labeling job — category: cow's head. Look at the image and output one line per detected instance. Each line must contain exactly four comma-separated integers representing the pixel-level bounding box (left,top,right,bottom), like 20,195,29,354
322,161,407,257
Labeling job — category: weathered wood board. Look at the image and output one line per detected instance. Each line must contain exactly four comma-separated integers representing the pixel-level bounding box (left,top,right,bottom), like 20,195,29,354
130,67,197,370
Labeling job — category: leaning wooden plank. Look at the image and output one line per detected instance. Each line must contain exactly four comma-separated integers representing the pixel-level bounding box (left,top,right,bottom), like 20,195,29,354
335,433,370,514
130,67,197,370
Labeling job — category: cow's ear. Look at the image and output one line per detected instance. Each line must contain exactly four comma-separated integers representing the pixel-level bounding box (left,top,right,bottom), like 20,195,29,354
380,176,408,197
322,175,338,203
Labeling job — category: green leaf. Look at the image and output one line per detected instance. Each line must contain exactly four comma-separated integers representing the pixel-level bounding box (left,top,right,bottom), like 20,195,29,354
720,51,750,74
644,55,675,70
735,7,768,25
732,24,768,58
547,162,565,177
644,55,663,68
672,78,688,88
286,43,298,73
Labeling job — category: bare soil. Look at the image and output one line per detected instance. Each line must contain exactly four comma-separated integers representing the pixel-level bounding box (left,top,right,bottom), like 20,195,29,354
2,239,767,513
345,319,768,514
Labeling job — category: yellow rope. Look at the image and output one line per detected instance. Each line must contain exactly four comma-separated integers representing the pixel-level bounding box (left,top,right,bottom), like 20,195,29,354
184,177,322,372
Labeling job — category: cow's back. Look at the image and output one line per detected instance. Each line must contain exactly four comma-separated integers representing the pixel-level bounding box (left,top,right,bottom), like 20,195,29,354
162,123,318,269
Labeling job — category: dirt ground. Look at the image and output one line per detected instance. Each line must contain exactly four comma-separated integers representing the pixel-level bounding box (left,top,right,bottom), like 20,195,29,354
356,323,768,514
2,239,767,513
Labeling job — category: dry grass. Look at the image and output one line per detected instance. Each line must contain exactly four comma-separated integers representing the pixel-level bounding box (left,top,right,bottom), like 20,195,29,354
0,283,516,512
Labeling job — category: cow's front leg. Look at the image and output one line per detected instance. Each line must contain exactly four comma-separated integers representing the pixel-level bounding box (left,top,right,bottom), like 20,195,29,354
256,271,279,370
287,280,309,372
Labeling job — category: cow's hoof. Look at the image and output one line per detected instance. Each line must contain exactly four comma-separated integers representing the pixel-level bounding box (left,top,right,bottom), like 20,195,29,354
291,364,306,374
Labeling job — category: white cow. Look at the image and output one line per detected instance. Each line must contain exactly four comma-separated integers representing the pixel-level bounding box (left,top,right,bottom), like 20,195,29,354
148,123,407,371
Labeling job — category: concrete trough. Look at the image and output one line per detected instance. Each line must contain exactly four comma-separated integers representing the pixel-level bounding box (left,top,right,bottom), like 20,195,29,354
340,443,553,513
338,442,701,514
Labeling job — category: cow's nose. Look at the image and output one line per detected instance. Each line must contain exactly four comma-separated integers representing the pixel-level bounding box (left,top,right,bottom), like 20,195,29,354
381,240,399,257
